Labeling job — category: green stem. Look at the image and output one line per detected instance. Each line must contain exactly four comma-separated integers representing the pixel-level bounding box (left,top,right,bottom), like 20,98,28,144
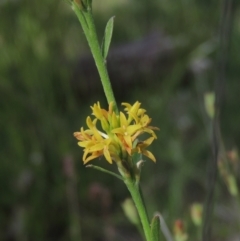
72,3,118,113
125,178,151,241
72,3,151,240
86,164,123,180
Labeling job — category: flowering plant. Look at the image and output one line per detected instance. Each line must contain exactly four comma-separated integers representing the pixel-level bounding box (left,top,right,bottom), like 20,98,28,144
69,0,164,240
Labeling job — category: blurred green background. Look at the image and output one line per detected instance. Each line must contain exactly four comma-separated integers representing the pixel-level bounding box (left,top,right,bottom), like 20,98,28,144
1,0,240,240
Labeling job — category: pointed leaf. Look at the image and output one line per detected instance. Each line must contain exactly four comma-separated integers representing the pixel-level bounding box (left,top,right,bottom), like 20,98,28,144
101,16,115,60
151,215,160,241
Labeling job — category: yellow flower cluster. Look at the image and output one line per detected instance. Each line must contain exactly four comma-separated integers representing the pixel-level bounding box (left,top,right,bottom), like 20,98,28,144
74,101,159,164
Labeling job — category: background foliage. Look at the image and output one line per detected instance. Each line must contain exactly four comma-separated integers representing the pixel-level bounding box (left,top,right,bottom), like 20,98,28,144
0,0,240,240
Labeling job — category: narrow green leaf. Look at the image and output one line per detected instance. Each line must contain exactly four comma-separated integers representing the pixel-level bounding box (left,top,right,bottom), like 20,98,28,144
151,215,160,241
86,164,123,180
101,16,115,60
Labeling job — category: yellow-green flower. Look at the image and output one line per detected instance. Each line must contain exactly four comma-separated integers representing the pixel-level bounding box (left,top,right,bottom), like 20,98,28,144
74,116,120,164
74,101,159,164
133,137,156,162
111,112,142,155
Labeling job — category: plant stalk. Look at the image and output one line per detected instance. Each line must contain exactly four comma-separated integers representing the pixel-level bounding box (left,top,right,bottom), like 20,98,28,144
72,3,151,240
125,179,151,241
72,3,118,113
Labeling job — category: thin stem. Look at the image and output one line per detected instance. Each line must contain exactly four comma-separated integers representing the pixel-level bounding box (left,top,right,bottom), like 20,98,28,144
72,3,118,113
72,3,150,240
125,179,151,241
86,164,123,180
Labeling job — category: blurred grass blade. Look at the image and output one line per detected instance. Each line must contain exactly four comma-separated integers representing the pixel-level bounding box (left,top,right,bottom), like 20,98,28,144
155,212,174,241
204,92,215,119
151,215,160,241
101,16,115,60
226,174,238,197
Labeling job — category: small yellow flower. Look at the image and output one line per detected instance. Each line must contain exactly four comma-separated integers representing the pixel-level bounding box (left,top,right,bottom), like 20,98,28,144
133,137,156,162
74,101,159,164
122,101,146,124
74,116,119,164
111,112,142,155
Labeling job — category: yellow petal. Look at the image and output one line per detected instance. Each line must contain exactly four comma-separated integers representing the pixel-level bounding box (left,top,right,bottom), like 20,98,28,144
86,117,103,140
131,101,141,115
111,127,124,135
119,112,128,127
103,148,112,164
91,103,102,119
142,150,156,162
143,137,155,146
83,151,101,164
73,132,83,141
88,143,105,152
108,101,114,115
110,112,119,129
137,108,146,116
78,140,95,148
124,135,132,149
126,124,142,135
122,102,131,111
100,117,110,132
86,116,95,129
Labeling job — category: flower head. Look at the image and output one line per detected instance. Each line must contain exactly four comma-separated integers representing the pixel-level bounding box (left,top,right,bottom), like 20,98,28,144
74,101,159,165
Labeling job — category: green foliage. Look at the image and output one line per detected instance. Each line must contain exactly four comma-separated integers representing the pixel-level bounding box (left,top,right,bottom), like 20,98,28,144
150,215,161,241
101,16,114,60
0,0,240,240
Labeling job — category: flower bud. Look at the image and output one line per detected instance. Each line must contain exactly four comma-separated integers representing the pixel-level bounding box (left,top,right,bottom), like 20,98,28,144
190,203,203,227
